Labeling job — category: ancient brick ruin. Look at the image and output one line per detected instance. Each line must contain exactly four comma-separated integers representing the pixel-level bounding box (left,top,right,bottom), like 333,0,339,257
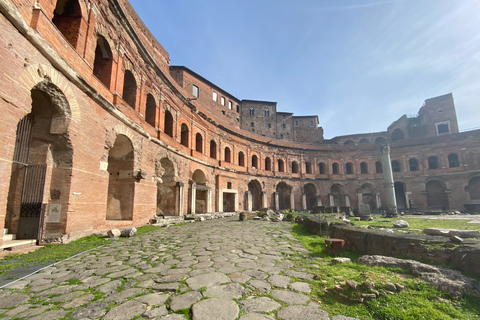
0,0,479,246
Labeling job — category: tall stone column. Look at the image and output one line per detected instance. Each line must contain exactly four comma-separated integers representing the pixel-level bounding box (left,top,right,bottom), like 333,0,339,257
207,188,212,213
290,193,295,211
176,182,184,216
262,192,267,209
247,191,253,211
316,195,322,206
329,194,334,206
381,145,398,217
302,194,307,210
190,184,196,214
274,192,279,211
376,193,381,209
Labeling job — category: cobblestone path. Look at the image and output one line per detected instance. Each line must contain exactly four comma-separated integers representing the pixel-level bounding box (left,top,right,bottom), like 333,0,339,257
0,217,359,320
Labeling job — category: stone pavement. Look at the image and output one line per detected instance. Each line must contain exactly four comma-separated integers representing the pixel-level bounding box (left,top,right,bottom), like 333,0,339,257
0,216,359,320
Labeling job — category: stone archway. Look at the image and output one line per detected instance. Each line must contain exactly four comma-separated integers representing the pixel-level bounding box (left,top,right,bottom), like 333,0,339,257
360,183,376,210
304,183,317,210
156,157,177,216
426,180,449,210
191,169,210,214
248,180,263,211
106,134,135,220
276,182,291,210
330,184,345,207
394,182,407,210
6,81,73,241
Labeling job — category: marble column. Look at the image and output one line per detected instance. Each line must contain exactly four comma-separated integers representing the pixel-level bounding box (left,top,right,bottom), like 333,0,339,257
381,145,398,217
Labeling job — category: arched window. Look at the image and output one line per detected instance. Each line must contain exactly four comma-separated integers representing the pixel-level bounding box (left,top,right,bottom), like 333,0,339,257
448,153,459,168
468,177,480,200
344,140,355,145
210,140,217,159
122,70,137,108
238,152,245,167
409,158,419,171
195,133,203,153
52,0,82,48
391,128,405,142
93,35,113,88
292,161,299,173
224,147,231,163
180,124,189,147
359,138,370,145
375,161,383,173
164,110,174,137
265,157,271,171
145,94,156,127
278,159,284,172
375,137,387,144
332,162,339,174
392,160,401,172
428,156,439,170
345,162,354,174
305,162,312,174
319,162,326,174
252,155,258,169
360,162,368,174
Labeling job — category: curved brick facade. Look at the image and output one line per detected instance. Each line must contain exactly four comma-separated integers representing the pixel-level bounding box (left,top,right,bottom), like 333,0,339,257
0,0,479,245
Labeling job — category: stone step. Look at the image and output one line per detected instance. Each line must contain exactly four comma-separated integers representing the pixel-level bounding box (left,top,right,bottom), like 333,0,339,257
3,228,8,235
1,239,37,250
3,233,16,241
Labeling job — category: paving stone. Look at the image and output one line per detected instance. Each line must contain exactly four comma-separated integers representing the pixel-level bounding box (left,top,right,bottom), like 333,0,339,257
152,282,180,292
49,291,80,303
192,298,239,320
230,273,251,283
161,268,191,276
170,291,202,311
103,300,145,320
189,267,218,277
186,272,231,290
0,293,30,308
61,293,94,308
143,305,168,318
271,289,310,305
134,292,169,305
277,305,330,320
4,304,33,317
104,288,145,302
144,265,171,274
239,314,275,320
268,275,292,288
202,283,245,299
244,270,268,280
17,305,52,317
29,283,56,293
28,309,68,320
240,297,281,313
155,273,186,283
137,279,155,288
192,261,213,269
284,270,315,280
3,280,30,290
289,282,311,293
97,279,123,293
248,279,271,292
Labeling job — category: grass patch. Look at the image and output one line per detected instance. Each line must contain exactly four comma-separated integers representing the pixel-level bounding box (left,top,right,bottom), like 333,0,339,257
290,221,480,319
349,216,480,232
0,235,108,278
136,225,163,235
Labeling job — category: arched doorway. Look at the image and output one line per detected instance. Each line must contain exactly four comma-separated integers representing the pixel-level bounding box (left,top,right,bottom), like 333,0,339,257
52,0,82,48
426,180,448,210
468,177,480,200
360,183,376,210
304,183,317,210
106,135,135,220
330,184,345,207
191,169,209,214
248,180,262,211
93,35,113,88
6,82,73,240
394,182,407,209
156,158,176,216
276,182,291,210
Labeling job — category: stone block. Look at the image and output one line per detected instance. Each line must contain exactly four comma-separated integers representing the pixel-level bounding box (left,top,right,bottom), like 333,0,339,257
107,229,121,238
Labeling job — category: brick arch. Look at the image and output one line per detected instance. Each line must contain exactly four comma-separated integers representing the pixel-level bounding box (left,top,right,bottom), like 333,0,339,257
19,64,81,122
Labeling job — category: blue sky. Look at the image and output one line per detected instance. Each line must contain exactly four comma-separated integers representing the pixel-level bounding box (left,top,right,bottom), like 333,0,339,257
129,0,480,139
